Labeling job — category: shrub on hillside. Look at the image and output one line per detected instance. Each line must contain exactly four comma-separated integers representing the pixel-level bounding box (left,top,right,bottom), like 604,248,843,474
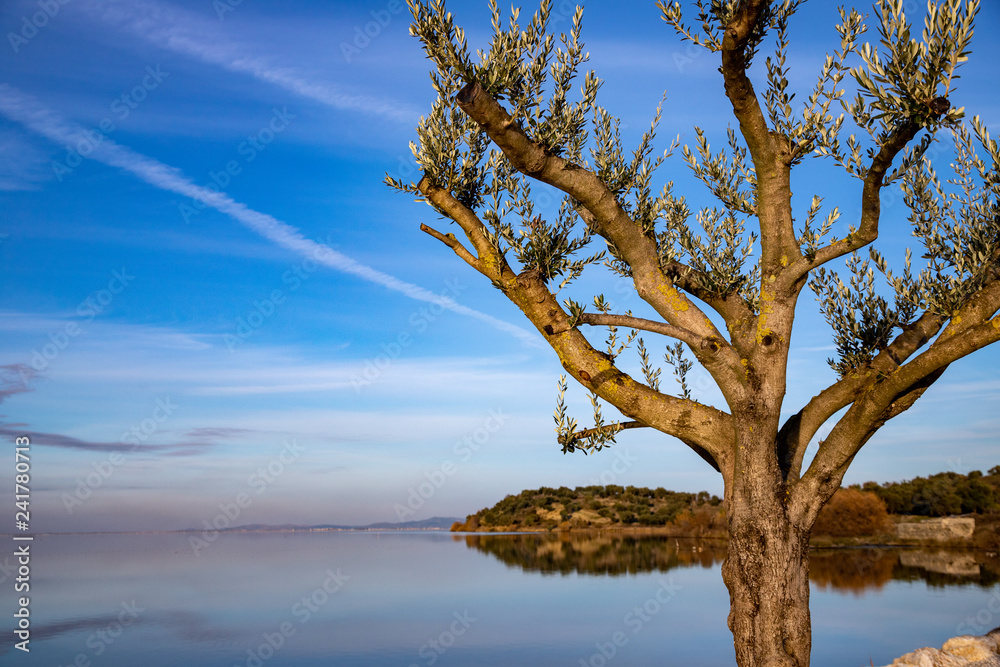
673,505,725,536
813,488,894,537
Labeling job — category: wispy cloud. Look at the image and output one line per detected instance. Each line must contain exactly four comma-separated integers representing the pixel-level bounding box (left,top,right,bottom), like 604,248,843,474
0,364,36,404
0,610,239,654
0,128,51,191
0,85,539,347
0,425,212,456
183,426,261,440
78,0,416,122
0,314,548,398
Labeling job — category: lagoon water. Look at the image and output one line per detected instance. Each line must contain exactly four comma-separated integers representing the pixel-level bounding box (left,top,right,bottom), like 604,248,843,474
2,531,998,666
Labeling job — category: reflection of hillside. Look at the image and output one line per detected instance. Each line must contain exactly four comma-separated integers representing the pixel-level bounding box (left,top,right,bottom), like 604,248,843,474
464,535,1000,591
812,548,1000,592
810,548,897,593
894,549,1000,588
899,550,980,576
461,534,725,576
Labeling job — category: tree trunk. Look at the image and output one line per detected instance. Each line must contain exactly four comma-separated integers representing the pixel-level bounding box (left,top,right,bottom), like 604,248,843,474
723,487,813,667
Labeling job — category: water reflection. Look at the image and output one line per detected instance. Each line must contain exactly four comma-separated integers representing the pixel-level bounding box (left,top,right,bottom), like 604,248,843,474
459,533,725,575
1,532,996,667
461,533,1000,591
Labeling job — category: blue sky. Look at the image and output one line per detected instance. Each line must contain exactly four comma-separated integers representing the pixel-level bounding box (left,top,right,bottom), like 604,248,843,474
0,0,997,533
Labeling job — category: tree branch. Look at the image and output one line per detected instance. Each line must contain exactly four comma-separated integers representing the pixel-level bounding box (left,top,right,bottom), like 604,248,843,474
782,239,1000,484
790,364,947,525
453,80,735,349
562,421,721,472
720,0,773,169
420,223,480,270
417,175,498,267
794,310,1000,517
566,420,646,442
572,204,755,330
777,309,945,481
781,121,921,289
576,313,707,349
720,0,803,273
415,114,736,472
505,262,735,473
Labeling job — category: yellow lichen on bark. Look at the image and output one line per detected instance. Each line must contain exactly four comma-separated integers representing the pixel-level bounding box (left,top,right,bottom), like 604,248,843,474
756,290,775,344
658,283,689,312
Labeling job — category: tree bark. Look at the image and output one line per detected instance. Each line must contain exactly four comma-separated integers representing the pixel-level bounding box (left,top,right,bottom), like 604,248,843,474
725,502,812,667
724,427,814,667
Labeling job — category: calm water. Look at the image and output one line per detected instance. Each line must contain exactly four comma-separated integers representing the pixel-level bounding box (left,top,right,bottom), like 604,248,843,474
2,531,998,666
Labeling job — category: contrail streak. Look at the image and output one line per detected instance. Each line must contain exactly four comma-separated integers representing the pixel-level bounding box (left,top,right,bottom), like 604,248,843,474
0,85,539,347
78,0,415,122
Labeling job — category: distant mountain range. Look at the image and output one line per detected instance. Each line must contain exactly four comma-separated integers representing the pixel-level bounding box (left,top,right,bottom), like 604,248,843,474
212,516,462,532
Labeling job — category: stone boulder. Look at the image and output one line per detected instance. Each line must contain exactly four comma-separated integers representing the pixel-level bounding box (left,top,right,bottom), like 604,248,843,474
895,517,976,542
883,628,1000,666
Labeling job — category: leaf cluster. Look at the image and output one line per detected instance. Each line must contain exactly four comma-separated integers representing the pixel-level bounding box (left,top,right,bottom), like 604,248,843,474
898,120,1000,316
810,250,915,376
660,0,803,68
812,118,998,376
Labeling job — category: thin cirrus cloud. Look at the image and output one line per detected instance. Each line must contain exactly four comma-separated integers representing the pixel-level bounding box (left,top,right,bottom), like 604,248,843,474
0,84,540,347
76,0,417,122
0,363,36,404
0,128,51,191
28,318,547,401
0,425,211,455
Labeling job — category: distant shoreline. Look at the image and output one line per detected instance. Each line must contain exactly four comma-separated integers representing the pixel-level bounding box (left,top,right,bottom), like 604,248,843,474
0,527,456,537
0,516,463,537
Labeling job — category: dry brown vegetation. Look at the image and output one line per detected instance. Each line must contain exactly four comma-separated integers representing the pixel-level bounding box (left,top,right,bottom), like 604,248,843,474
812,488,895,538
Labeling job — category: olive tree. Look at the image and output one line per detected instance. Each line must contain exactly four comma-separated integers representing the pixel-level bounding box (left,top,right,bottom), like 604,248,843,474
387,0,999,664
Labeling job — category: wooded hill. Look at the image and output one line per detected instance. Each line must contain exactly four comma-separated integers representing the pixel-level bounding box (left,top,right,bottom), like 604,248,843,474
452,484,724,532
859,466,1000,516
